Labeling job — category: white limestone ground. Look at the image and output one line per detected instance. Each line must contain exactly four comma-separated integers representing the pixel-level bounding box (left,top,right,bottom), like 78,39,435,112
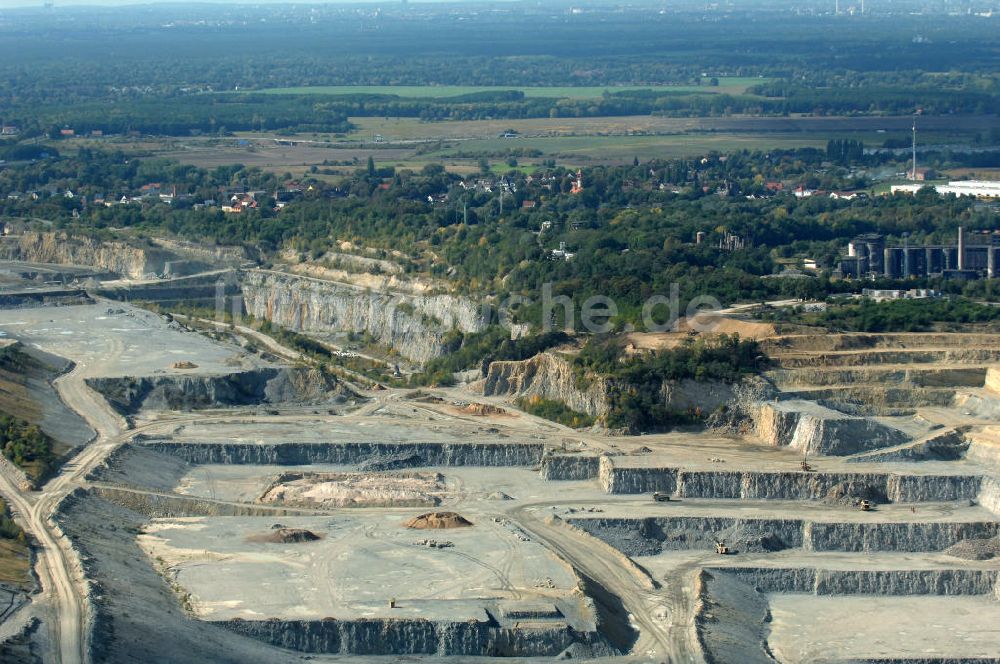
768,595,1000,661
138,514,586,624
0,303,263,378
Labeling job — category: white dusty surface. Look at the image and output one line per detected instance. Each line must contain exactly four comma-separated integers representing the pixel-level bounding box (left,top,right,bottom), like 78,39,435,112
769,595,1000,661
0,303,261,378
138,514,585,623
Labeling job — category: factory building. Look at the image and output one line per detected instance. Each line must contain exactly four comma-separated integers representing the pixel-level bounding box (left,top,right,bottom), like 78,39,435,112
890,180,1000,199
839,228,1000,280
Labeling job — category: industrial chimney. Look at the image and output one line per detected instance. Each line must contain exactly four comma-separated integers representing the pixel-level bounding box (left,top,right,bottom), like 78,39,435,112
958,226,965,271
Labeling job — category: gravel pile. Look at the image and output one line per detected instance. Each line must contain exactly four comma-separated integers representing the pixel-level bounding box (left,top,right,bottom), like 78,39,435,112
944,536,1000,560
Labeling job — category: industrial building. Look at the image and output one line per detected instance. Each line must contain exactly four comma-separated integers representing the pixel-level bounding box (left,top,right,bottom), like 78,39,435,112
839,227,1000,280
890,180,1000,199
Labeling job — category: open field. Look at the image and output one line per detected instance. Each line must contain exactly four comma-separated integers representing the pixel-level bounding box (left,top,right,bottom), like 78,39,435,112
138,113,996,174
60,111,988,179
94,114,998,154
429,133,825,163
256,78,766,98
346,113,995,144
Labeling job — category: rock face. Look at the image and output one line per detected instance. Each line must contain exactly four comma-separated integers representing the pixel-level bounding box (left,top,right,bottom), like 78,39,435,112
568,516,804,557
596,457,983,503
240,270,487,362
568,516,999,556
753,400,909,456
978,477,1000,517
540,454,602,480
0,232,239,279
598,460,679,495
484,352,733,421
143,441,545,467
219,616,611,657
484,353,611,417
714,566,999,596
86,367,344,414
807,521,1000,553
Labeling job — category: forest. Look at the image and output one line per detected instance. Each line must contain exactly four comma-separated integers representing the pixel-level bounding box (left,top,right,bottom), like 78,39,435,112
0,415,56,482
0,5,996,135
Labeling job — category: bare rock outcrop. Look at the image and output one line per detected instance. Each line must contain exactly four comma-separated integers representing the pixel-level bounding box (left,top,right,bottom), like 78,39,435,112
483,352,734,424
86,367,347,414
240,270,487,362
484,353,610,418
0,231,240,279
752,400,909,456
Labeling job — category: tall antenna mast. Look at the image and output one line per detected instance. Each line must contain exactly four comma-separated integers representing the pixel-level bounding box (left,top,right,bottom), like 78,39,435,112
911,116,917,181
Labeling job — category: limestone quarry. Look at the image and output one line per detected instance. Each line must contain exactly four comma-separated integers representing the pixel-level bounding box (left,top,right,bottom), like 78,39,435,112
0,246,999,663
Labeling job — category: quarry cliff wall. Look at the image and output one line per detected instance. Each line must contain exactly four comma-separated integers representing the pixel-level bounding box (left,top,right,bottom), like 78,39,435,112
0,232,241,279
142,440,545,467
596,460,982,503
752,400,909,456
86,367,346,414
717,566,1000,596
240,270,488,362
483,352,733,421
568,515,998,556
483,353,611,417
218,615,615,657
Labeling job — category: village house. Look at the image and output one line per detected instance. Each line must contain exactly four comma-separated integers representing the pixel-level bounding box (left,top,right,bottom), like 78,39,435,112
222,193,259,214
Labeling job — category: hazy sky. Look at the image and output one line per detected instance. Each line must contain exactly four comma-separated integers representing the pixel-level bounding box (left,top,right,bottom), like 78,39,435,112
0,0,487,6
0,0,480,7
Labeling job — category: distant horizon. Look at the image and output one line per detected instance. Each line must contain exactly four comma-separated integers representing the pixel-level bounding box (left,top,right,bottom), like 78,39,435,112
0,0,504,8
1,0,525,7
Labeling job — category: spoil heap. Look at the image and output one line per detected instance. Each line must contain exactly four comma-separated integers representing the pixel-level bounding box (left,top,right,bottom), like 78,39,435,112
403,512,473,529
